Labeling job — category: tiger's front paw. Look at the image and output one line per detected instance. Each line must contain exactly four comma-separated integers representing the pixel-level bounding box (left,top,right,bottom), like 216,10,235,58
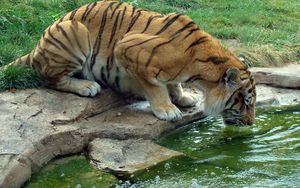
173,92,198,108
77,81,101,97
152,103,182,121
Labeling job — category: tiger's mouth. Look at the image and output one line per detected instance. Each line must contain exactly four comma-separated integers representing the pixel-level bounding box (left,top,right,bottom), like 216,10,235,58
223,118,251,126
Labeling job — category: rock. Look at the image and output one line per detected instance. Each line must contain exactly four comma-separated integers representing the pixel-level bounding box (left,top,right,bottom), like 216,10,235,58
250,64,300,89
0,88,205,187
88,138,183,177
256,85,300,107
1,63,300,187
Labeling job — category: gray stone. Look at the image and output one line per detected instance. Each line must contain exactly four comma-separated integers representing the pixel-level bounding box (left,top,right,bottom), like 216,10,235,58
89,138,183,176
256,85,300,107
250,64,300,89
0,88,204,188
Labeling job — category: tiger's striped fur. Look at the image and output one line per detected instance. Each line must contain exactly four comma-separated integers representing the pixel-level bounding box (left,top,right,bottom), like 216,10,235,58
8,0,256,125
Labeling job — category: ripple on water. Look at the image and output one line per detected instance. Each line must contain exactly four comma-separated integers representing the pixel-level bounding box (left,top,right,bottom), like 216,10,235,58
131,105,300,188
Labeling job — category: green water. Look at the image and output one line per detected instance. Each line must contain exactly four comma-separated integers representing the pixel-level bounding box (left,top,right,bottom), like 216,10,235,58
129,105,300,188
25,105,300,188
25,156,118,188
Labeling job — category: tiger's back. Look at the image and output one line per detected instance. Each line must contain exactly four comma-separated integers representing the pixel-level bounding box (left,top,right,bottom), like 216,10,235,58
9,0,256,125
54,0,203,93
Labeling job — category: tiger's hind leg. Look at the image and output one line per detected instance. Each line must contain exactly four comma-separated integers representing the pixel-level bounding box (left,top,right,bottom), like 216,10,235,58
168,84,198,107
33,20,101,97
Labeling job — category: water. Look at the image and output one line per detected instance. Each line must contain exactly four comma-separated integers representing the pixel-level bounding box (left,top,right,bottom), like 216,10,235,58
25,105,300,188
25,156,118,188
130,105,300,188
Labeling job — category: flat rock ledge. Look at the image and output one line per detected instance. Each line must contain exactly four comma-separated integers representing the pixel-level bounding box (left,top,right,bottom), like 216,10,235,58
1,63,300,188
250,64,300,89
89,138,183,177
0,88,204,188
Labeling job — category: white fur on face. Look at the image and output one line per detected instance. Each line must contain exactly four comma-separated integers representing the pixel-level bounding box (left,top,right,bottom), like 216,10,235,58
204,87,228,116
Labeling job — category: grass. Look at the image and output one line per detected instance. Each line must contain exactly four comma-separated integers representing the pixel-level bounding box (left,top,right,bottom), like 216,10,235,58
0,66,42,91
0,0,299,91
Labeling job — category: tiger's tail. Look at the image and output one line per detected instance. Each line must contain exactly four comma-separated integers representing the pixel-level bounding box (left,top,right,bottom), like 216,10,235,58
1,52,33,71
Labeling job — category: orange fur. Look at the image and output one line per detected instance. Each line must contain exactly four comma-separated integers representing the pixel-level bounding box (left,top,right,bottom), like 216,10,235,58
8,0,256,124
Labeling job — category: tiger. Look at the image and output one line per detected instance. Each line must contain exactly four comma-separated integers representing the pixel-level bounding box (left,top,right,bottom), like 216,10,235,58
6,0,256,125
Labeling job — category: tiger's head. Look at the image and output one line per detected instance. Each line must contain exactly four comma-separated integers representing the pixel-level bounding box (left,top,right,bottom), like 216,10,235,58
204,67,256,126
183,33,256,126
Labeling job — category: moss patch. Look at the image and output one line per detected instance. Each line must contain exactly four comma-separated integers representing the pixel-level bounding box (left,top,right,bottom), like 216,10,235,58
25,156,118,188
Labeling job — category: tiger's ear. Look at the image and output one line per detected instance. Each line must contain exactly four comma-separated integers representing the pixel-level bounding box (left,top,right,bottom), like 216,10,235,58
224,67,240,90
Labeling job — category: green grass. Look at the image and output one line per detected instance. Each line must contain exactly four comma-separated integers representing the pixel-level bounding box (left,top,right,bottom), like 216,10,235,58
0,0,299,91
0,66,42,91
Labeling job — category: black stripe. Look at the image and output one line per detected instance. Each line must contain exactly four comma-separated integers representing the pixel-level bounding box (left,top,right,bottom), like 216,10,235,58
155,14,183,35
106,56,114,70
56,24,73,47
162,14,171,23
16,57,22,64
146,37,176,67
185,75,202,83
69,8,79,20
114,67,121,90
100,66,108,85
51,59,79,69
155,69,162,79
126,10,142,33
170,21,195,38
91,2,116,69
192,57,228,65
59,14,67,23
119,6,127,28
142,15,162,33
81,3,92,21
168,63,191,82
41,47,67,64
185,36,209,52
240,103,245,111
69,25,87,58
108,10,121,48
92,9,101,19
228,98,240,109
184,28,200,39
124,36,159,55
36,48,49,62
81,2,97,22
42,48,67,62
135,48,143,64
48,26,83,64
106,57,111,80
111,2,122,19
205,57,228,64
225,87,242,107
25,54,31,64
112,39,118,50
118,38,137,45
131,6,136,17
31,57,43,71
43,36,61,50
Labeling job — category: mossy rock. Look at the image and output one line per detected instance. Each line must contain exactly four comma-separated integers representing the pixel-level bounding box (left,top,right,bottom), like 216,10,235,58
25,155,118,188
